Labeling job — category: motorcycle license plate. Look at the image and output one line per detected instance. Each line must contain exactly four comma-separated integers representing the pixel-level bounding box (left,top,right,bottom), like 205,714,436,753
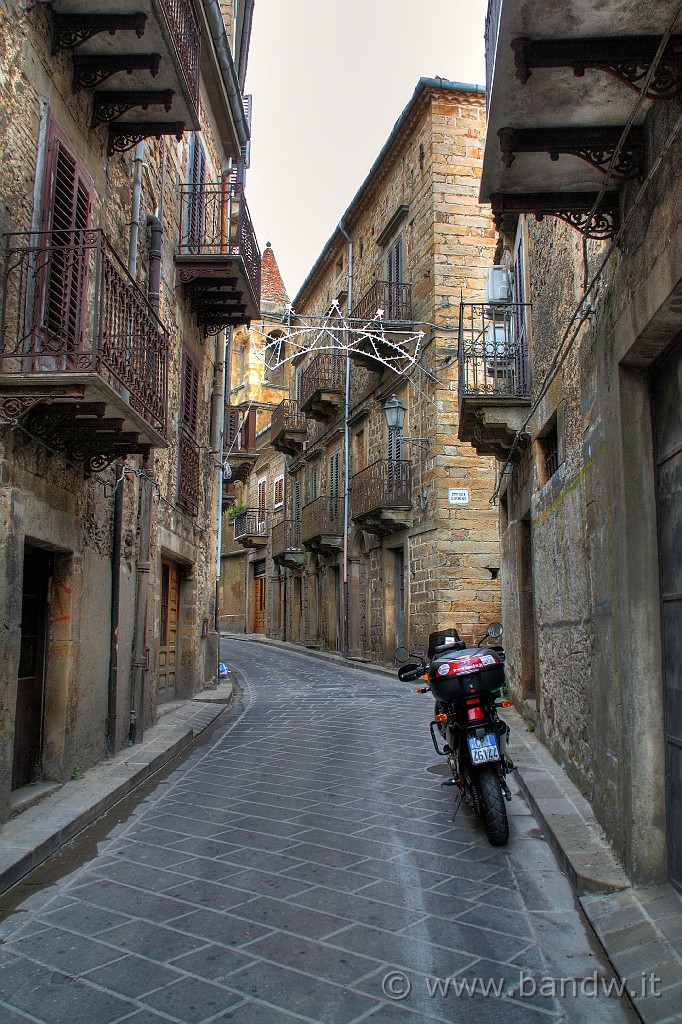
468,733,500,764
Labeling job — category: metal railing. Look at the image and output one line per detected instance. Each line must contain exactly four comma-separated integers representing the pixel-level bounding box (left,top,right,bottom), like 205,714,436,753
485,0,503,107
159,0,201,106
0,229,168,435
233,509,267,540
299,352,344,409
301,495,344,543
351,280,412,323
178,427,200,515
352,460,412,519
272,519,303,557
458,302,530,400
271,399,306,437
178,182,261,304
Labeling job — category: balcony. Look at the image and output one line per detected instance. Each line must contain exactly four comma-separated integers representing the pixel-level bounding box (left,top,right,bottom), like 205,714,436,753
351,460,411,534
49,0,201,151
272,519,306,569
299,353,344,423
224,404,257,482
480,0,682,238
233,509,267,548
270,399,307,457
351,280,414,369
301,495,344,554
0,228,168,471
457,301,531,460
176,182,261,332
178,427,200,515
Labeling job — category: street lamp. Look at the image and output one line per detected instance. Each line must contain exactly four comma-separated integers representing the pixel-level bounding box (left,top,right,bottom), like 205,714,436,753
382,394,429,449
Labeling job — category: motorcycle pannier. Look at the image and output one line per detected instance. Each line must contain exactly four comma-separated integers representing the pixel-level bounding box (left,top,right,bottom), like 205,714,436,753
428,647,505,703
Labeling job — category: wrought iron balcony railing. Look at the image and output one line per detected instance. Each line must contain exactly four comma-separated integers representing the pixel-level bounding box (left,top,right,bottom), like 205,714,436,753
159,0,201,105
178,182,261,310
271,399,306,435
0,228,168,436
301,495,344,543
485,0,503,107
458,302,530,400
178,427,200,515
299,352,344,410
351,280,412,323
272,519,304,559
233,509,267,541
351,460,412,519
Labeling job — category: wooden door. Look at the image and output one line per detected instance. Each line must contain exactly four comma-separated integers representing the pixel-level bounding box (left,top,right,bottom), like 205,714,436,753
158,559,179,703
253,562,266,633
13,544,52,790
652,336,682,891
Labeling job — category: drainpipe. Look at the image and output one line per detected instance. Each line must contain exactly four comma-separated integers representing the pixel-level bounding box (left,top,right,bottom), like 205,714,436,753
201,0,250,150
107,473,123,756
128,141,145,276
128,215,163,744
338,220,353,659
213,328,230,642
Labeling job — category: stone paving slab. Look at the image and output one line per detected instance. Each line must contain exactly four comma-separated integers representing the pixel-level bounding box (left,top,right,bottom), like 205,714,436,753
0,695,231,895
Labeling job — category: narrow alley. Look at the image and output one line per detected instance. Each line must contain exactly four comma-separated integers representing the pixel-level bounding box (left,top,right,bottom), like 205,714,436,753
0,640,637,1024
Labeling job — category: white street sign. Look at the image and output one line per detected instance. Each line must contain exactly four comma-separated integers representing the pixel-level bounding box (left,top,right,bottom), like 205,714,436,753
448,488,470,506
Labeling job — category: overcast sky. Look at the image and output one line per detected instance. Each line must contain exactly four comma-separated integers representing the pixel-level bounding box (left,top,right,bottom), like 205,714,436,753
244,0,488,300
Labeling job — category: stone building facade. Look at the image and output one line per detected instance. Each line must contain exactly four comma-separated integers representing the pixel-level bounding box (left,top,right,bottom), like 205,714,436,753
467,0,682,889
0,0,259,818
219,244,290,635
239,79,501,664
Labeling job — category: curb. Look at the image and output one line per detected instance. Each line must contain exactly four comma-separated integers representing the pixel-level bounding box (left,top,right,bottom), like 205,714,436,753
221,632,399,680
0,700,230,897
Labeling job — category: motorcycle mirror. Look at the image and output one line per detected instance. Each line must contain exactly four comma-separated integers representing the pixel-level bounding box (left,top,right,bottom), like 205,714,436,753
398,662,424,682
394,646,410,664
487,621,503,639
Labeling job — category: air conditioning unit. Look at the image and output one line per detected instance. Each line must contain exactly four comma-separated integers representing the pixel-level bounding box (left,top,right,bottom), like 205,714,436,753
485,265,511,305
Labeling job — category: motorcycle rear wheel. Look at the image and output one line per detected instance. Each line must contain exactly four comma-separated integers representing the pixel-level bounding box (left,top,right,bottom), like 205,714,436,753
476,765,509,846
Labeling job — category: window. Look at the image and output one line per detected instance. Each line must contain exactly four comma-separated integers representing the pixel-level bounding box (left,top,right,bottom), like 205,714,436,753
386,235,403,319
310,464,319,502
265,330,285,385
182,352,200,434
274,474,284,509
512,218,529,393
185,134,206,253
329,450,341,498
537,406,564,485
40,116,93,349
257,476,267,526
292,480,301,521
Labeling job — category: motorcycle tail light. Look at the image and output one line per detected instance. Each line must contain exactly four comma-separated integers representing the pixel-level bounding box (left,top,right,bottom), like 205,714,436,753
467,705,485,722
436,652,499,677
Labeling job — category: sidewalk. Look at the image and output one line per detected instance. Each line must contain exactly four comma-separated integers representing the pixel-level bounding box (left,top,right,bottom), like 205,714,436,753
223,632,682,1024
0,679,235,897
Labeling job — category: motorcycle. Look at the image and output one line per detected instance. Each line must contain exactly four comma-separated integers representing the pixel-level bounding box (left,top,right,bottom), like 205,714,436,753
396,623,514,846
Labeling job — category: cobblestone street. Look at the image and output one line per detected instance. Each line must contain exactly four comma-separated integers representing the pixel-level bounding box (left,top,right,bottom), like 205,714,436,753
0,640,638,1024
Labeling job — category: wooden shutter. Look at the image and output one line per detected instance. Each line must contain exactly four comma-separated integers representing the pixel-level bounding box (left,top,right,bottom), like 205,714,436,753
355,430,365,472
311,465,318,501
293,480,301,521
182,352,199,433
40,117,93,352
330,450,341,497
512,219,528,393
387,235,403,285
187,134,206,253
257,477,267,524
274,475,284,507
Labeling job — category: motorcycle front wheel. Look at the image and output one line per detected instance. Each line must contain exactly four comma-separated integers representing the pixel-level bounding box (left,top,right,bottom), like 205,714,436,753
476,765,509,846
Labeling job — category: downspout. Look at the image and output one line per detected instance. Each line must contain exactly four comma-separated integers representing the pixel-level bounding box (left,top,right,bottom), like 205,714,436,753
212,328,228,644
338,221,353,659
201,0,250,149
129,214,162,744
110,140,146,755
